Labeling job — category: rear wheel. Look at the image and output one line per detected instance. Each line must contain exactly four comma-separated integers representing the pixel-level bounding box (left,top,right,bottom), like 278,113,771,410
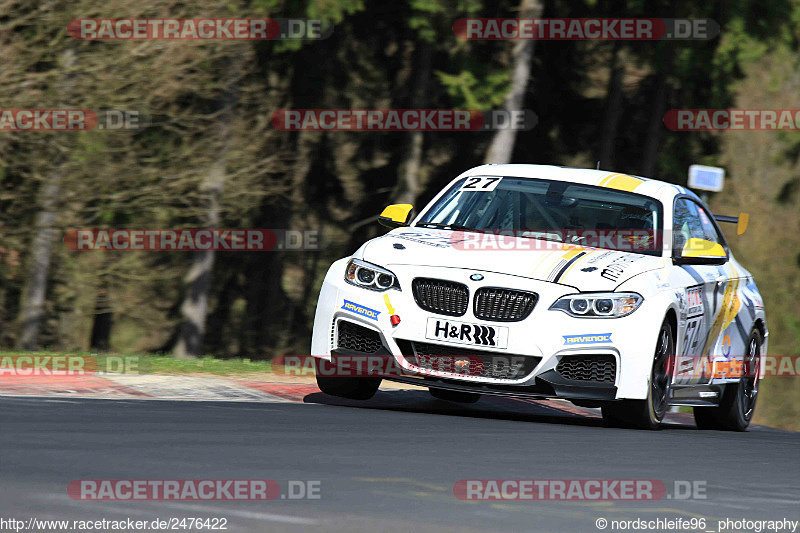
602,318,673,430
429,388,481,403
314,358,381,400
694,329,761,431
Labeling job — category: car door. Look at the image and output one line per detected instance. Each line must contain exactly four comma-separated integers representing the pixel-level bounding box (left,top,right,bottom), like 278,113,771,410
672,197,731,384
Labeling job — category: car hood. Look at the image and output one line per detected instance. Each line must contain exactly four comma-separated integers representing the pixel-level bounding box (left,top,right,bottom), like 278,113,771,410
362,228,665,292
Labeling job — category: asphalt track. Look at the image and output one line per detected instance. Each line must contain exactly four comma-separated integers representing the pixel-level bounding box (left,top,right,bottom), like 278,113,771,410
1,390,799,533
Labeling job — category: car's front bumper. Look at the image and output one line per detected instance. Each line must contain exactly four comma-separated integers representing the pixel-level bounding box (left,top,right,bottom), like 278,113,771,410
311,259,666,401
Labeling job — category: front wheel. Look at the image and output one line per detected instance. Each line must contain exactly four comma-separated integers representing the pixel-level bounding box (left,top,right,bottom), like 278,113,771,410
314,358,381,400
694,329,761,431
602,318,674,430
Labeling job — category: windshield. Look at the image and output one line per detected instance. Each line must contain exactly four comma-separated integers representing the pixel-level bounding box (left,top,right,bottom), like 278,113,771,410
417,176,663,255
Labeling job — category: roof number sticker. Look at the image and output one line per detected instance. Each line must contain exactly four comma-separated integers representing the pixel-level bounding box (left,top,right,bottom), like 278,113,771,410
460,176,502,191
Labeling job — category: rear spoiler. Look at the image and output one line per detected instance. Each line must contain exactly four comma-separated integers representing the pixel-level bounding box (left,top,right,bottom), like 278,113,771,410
714,213,749,235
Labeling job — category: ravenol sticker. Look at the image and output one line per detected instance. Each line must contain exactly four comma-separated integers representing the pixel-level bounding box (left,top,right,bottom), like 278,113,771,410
341,300,380,321
563,333,612,345
721,334,732,357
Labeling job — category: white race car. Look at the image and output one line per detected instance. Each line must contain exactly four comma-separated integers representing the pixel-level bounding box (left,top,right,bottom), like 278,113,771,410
310,164,767,430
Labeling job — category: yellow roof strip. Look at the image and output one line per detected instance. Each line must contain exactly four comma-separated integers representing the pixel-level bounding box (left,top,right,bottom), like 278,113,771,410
597,173,622,187
604,174,645,192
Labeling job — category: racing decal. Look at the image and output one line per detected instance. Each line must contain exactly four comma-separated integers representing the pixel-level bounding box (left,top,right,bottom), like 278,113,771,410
548,246,590,283
597,173,645,192
459,176,502,191
677,285,706,364
721,334,732,357
382,294,395,315
681,316,703,355
599,254,643,282
394,231,452,248
686,286,703,317
553,250,592,282
426,317,508,349
562,333,612,345
676,289,688,321
341,300,380,321
677,357,694,374
700,264,740,356
745,278,764,309
583,250,617,264
652,269,670,289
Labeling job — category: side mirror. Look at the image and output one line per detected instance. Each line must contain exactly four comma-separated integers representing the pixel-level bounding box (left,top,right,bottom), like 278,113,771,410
713,212,749,235
736,213,749,235
378,204,414,229
674,238,727,265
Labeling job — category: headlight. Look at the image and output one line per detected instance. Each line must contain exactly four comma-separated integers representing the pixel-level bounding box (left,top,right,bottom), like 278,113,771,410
344,259,401,291
549,292,642,318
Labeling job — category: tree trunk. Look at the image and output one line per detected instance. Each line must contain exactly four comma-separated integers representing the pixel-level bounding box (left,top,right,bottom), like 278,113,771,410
17,169,64,350
16,49,76,350
484,0,544,164
89,287,113,352
173,80,238,358
173,159,225,359
641,48,673,177
598,45,625,170
392,43,432,206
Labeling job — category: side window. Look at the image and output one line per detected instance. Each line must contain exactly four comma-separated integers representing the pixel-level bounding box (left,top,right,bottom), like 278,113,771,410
672,198,726,256
695,204,724,244
673,199,701,254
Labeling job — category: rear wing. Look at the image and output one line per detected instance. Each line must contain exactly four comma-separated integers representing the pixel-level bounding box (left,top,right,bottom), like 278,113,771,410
714,213,749,235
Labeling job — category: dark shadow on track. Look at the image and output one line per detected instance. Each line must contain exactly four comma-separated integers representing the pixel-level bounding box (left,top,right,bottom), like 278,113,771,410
301,389,706,430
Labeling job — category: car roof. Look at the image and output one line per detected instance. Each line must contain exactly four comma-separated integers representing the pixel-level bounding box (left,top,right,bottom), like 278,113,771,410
460,164,693,202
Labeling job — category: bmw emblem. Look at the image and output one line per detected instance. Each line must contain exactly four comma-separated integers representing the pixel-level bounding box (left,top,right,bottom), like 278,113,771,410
470,274,484,281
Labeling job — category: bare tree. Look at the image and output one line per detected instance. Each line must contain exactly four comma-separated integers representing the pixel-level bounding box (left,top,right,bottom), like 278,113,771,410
392,44,432,206
599,44,625,170
173,64,240,358
172,160,226,358
484,0,544,164
16,49,76,350
641,47,673,177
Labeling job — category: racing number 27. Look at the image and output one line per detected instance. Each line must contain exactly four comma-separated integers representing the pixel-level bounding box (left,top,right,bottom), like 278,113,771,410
461,177,502,191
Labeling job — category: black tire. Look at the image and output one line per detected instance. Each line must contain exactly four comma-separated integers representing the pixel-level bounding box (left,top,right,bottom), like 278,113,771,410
314,358,381,400
429,388,481,403
602,318,674,430
694,329,761,431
